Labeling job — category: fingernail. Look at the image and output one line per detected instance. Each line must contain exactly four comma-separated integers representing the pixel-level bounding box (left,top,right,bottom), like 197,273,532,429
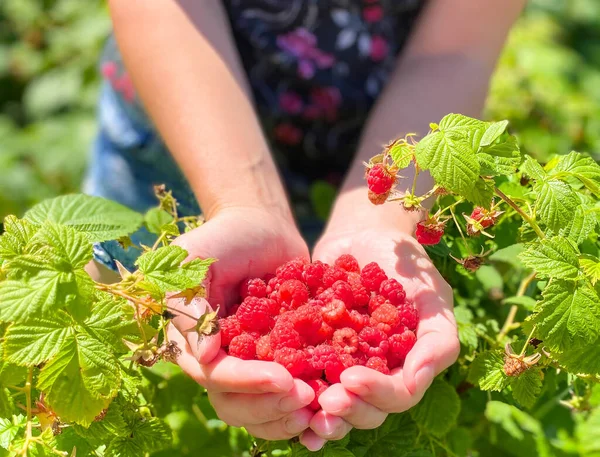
415,364,434,392
280,383,314,412
284,412,311,434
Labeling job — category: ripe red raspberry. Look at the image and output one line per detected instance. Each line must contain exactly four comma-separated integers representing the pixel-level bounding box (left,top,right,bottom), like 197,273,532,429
365,356,390,375
240,278,267,299
388,329,416,361
398,302,419,331
358,327,389,357
276,258,306,281
325,352,355,383
331,280,355,308
366,163,396,194
308,344,338,371
256,334,274,361
236,297,274,332
228,333,257,360
361,262,388,292
314,321,335,344
302,261,326,292
368,294,387,314
346,309,369,332
274,347,308,377
334,254,360,273
371,303,401,335
347,273,370,309
415,219,445,245
270,320,303,350
293,304,323,337
379,278,406,307
317,288,336,304
321,299,349,327
279,279,309,310
322,266,348,288
332,328,359,354
219,315,242,346
266,275,283,294
306,379,329,411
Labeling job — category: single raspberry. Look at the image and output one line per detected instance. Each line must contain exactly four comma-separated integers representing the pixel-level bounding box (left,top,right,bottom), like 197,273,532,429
276,258,306,281
306,379,329,411
279,279,309,310
368,294,388,314
368,190,390,205
379,278,406,307
353,351,369,366
236,297,274,332
334,254,360,273
466,207,503,236
256,335,275,361
331,280,355,308
366,163,396,195
325,352,355,383
332,328,359,354
293,304,323,337
228,333,257,360
321,299,349,327
317,288,336,304
308,344,339,371
388,329,416,361
398,302,419,331
240,278,267,299
302,261,326,292
322,266,348,288
347,273,370,309
270,320,303,350
266,275,283,294
346,309,369,332
365,356,390,375
361,262,388,293
314,321,335,344
415,219,445,245
371,303,401,335
274,347,308,378
358,327,389,357
219,315,242,346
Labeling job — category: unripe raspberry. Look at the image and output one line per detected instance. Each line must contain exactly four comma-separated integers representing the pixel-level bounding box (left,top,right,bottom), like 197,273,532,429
415,219,445,245
366,163,396,194
368,190,390,205
379,278,406,306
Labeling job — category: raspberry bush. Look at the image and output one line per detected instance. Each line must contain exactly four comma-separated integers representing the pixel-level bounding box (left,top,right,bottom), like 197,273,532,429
0,114,599,456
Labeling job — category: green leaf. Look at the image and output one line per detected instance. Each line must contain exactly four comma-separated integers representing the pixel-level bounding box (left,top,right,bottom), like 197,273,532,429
560,201,597,245
388,141,413,169
519,236,580,280
501,296,537,311
310,181,337,221
291,441,356,457
455,306,478,350
0,415,26,449
27,222,92,271
511,367,543,408
25,195,143,242
489,243,525,268
480,120,509,147
136,246,215,292
534,178,580,233
82,297,133,354
576,407,600,456
37,334,120,426
467,350,510,391
0,390,11,420
72,402,127,445
348,413,418,457
533,280,600,350
4,313,72,366
520,156,546,181
478,135,522,176
410,379,460,437
105,418,171,457
580,254,600,286
553,335,600,376
551,151,600,196
0,216,38,261
144,208,174,235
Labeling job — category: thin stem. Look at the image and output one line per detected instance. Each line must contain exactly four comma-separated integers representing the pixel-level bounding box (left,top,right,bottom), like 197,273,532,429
449,206,472,255
22,367,33,456
411,167,419,196
519,325,537,357
151,231,168,251
494,187,545,239
497,271,536,342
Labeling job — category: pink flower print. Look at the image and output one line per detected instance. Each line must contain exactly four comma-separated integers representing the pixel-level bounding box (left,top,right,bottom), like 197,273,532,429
311,86,341,122
370,35,388,62
274,123,303,146
101,61,118,80
279,91,304,114
362,5,383,23
113,73,136,102
277,28,335,80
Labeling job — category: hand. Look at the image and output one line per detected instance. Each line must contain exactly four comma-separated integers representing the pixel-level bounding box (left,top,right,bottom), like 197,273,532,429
299,227,459,450
167,207,316,439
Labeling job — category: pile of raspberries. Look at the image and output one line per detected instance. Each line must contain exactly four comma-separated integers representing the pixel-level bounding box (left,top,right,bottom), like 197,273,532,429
219,255,419,410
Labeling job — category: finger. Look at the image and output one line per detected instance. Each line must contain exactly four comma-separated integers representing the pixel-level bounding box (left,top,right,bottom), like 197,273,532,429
208,380,315,426
168,296,221,364
168,324,294,393
299,429,327,452
309,410,353,441
244,408,313,441
318,383,388,429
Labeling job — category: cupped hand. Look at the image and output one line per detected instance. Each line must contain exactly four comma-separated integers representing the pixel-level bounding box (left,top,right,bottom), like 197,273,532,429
167,206,315,439
300,227,459,450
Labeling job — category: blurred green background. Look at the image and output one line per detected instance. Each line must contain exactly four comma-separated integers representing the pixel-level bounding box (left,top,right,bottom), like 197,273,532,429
1,0,600,220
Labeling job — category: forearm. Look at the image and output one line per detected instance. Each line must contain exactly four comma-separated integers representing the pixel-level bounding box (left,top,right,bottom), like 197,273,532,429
109,0,291,221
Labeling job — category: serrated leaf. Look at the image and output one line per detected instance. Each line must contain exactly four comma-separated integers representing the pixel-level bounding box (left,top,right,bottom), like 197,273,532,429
480,120,509,147
28,223,92,271
511,367,543,408
136,246,215,292
388,142,413,169
560,202,597,245
72,402,127,444
349,413,418,457
552,151,600,196
467,350,510,391
0,415,25,449
0,389,11,419
478,135,521,176
410,379,460,437
553,336,600,376
534,179,580,233
580,255,600,286
144,208,174,235
519,237,580,280
82,297,133,353
533,280,600,350
0,216,38,261
24,194,143,242
521,156,546,181
37,334,120,426
4,313,73,366
105,418,170,457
